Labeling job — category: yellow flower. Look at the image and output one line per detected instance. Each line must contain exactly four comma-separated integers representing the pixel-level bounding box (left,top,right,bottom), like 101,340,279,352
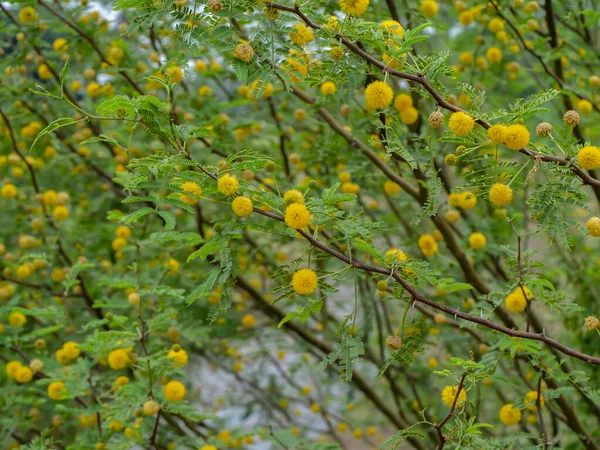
577,146,600,170
37,64,53,80
290,24,314,46
320,81,336,96
421,0,439,17
179,181,202,205
468,232,486,249
504,124,530,150
48,381,67,400
1,183,17,198
143,400,160,416
486,47,502,63
383,180,401,195
341,182,360,194
168,348,189,367
441,385,467,406
489,183,513,206
112,376,130,391
488,17,504,32
241,313,256,328
232,197,253,217
394,93,413,112
53,206,70,221
218,173,239,196
505,289,529,313
87,82,101,97
108,349,130,370
15,366,33,383
164,380,186,402
164,258,180,274
6,361,23,378
233,43,255,63
576,98,593,115
166,66,183,83
487,124,507,144
458,191,477,210
53,38,69,52
19,6,37,23
448,112,474,136
418,234,438,257
292,268,318,295
524,391,544,410
365,81,394,111
458,10,473,25
379,20,404,38
586,216,600,237
284,189,304,205
339,0,369,16
400,107,419,125
285,203,311,229
499,404,521,425
9,312,27,327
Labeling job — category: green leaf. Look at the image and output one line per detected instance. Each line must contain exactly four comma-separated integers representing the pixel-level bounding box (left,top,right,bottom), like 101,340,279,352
157,210,176,230
29,117,83,155
97,95,136,118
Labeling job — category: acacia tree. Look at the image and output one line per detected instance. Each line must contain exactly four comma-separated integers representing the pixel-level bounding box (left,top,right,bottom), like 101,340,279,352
0,0,599,448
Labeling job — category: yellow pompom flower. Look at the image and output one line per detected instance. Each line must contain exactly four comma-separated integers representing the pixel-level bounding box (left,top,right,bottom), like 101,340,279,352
505,289,529,313
1,183,17,199
320,81,337,96
379,20,404,38
48,381,67,400
285,203,311,229
241,313,256,328
6,361,23,378
292,269,318,295
458,191,477,210
15,366,33,383
468,232,487,249
577,145,600,170
458,10,473,25
290,24,314,46
143,400,160,416
486,47,502,63
487,124,507,144
164,380,186,402
339,0,369,16
499,404,521,425
586,216,600,237
421,0,439,17
504,124,530,150
108,349,130,370
400,107,419,125
576,98,593,115
418,234,438,257
383,180,401,195
524,391,544,410
218,173,239,196
441,385,467,406
394,93,413,112
449,112,474,136
489,183,513,206
168,348,189,367
53,38,69,52
37,64,53,80
232,197,253,217
53,205,70,221
179,181,202,205
488,18,504,32
19,6,37,23
283,189,304,205
365,81,394,111
9,312,27,327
